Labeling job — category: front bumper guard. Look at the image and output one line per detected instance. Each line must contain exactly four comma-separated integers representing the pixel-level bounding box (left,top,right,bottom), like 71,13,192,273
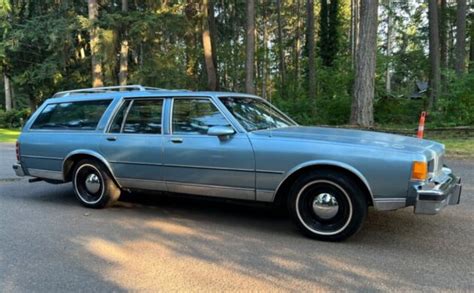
414,168,462,215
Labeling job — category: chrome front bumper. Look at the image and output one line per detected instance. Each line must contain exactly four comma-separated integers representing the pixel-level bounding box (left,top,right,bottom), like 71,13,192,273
12,163,25,177
414,168,462,215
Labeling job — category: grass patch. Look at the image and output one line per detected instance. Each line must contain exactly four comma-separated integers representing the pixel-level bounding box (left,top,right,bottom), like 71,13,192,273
0,128,20,143
435,138,474,159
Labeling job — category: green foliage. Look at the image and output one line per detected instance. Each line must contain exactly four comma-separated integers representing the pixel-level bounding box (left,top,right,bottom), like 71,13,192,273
0,109,30,128
430,73,474,126
274,57,352,125
0,0,472,129
318,0,340,67
374,97,424,126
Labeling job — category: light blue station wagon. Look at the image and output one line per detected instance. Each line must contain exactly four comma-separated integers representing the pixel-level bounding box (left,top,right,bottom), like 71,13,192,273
13,85,462,241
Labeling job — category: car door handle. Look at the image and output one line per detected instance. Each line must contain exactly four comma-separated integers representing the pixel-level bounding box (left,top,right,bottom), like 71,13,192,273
171,138,183,144
106,136,117,141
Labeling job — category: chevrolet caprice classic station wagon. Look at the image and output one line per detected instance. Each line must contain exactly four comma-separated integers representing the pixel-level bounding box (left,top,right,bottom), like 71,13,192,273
13,85,462,241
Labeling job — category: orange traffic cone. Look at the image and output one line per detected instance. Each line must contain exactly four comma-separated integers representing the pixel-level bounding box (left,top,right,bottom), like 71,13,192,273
417,111,427,139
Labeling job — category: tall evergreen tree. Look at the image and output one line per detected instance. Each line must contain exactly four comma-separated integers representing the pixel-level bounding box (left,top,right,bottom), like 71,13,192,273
307,0,316,99
428,0,441,109
118,0,129,86
245,0,256,94
201,0,218,90
88,0,103,87
350,0,378,127
455,0,467,75
319,0,340,67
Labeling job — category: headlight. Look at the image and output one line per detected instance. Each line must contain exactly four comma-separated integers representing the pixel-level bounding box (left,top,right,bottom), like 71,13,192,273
411,161,428,181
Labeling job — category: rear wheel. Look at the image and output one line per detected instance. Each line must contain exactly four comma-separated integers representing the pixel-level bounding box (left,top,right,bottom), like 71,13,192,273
72,159,120,208
288,170,367,241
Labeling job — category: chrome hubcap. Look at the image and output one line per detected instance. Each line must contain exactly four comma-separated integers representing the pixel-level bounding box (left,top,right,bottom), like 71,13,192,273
312,193,339,220
85,173,101,194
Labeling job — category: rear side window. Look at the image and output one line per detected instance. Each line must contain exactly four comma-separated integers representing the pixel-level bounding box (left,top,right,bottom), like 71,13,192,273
109,99,163,134
31,100,111,130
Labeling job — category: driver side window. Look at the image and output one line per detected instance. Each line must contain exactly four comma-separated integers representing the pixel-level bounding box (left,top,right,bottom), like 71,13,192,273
172,98,230,135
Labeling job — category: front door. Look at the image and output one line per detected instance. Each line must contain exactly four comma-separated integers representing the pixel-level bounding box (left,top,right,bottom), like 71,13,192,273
163,97,255,200
99,98,166,191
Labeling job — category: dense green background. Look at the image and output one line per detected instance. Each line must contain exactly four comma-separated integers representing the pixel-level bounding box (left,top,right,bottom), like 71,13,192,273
1,1,473,129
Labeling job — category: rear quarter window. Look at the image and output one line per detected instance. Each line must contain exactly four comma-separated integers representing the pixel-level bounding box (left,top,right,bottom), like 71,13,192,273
31,100,112,130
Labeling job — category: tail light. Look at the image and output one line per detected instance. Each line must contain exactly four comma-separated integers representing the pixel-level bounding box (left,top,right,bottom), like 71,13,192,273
16,141,20,161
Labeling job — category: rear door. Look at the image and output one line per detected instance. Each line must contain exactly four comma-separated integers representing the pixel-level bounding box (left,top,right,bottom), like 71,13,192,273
99,98,166,191
163,97,255,200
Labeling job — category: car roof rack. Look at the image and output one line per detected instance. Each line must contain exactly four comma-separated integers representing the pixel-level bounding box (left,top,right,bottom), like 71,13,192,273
52,85,171,98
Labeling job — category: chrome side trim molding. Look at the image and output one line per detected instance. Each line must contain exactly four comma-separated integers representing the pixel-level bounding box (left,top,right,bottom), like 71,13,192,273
256,189,275,202
28,168,64,181
110,161,164,167
373,198,407,211
164,164,254,173
21,155,63,160
256,169,285,174
117,177,167,191
166,181,255,200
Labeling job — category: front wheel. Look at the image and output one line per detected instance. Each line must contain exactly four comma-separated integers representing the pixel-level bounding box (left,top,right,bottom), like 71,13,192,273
72,159,121,208
288,170,368,241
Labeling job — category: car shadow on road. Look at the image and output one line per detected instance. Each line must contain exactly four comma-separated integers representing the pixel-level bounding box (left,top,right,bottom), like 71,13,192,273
3,181,473,291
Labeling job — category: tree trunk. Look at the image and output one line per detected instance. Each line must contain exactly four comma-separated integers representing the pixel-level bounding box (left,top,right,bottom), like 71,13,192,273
185,0,198,88
208,1,218,81
88,0,103,87
455,0,467,75
3,73,12,111
28,93,36,112
245,0,256,94
294,0,301,84
385,0,392,94
306,0,316,100
428,0,441,109
350,0,360,69
201,0,218,90
118,0,129,86
350,0,378,127
276,0,286,96
262,0,268,99
439,0,448,71
470,13,474,72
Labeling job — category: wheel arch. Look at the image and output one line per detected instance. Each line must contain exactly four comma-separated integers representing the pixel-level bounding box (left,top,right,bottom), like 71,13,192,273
62,150,121,187
273,160,374,207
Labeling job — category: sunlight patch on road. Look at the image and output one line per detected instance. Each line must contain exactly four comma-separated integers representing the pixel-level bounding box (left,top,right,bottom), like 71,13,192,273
76,235,333,292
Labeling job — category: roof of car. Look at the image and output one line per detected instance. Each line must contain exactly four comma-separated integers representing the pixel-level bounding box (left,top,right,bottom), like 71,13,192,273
48,86,261,103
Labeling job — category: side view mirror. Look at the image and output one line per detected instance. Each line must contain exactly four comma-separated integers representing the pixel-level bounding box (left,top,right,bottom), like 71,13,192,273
207,125,235,137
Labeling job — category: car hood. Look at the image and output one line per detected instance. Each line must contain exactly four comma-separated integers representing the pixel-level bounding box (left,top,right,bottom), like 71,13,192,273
252,126,444,155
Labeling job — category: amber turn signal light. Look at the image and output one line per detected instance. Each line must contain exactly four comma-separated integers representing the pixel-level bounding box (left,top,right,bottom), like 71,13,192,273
411,161,428,181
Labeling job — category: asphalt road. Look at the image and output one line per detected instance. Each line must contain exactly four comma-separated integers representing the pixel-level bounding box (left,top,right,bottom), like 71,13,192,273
1,142,473,292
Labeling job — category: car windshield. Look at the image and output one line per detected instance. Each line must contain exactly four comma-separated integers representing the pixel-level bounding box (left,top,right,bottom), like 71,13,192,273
219,97,296,131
